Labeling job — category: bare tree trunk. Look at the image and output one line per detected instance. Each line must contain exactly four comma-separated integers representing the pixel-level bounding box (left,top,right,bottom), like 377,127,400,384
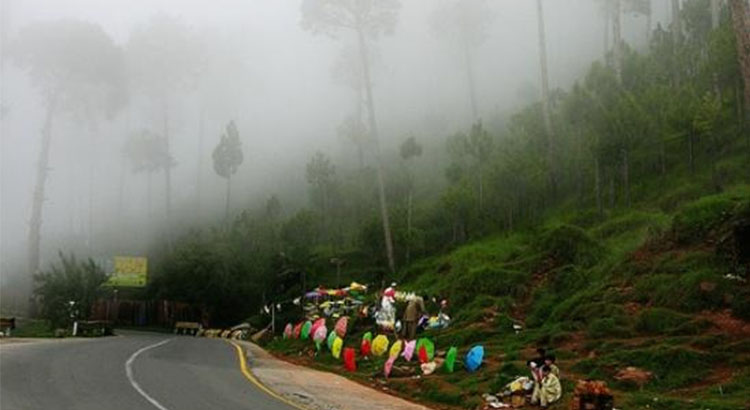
712,0,721,29
117,152,126,226
688,131,696,175
604,0,611,62
595,156,603,217
147,171,153,223
357,27,396,274
406,188,412,265
729,0,750,127
161,97,172,225
355,81,366,170
478,163,484,213
27,93,58,286
646,0,653,40
613,0,623,83
508,205,514,231
672,0,683,42
462,37,479,122
622,148,631,208
87,126,96,254
196,108,205,219
225,174,231,224
536,0,556,191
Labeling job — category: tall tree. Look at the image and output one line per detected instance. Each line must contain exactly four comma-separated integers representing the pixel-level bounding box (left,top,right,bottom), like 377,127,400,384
123,129,174,222
672,0,683,43
430,0,494,121
612,0,623,82
10,20,125,290
536,0,557,189
212,121,244,222
399,136,422,264
126,14,203,228
729,0,750,126
711,0,721,29
301,0,401,273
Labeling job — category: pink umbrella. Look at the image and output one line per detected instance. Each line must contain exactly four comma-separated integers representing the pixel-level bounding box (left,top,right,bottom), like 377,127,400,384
384,356,397,378
283,323,293,339
313,325,327,343
402,340,416,361
311,318,326,335
335,316,349,338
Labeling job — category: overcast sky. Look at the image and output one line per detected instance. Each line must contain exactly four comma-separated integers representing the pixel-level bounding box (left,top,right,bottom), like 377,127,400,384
0,0,671,297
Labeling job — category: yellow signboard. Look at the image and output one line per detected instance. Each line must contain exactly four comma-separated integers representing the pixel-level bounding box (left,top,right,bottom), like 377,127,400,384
104,256,148,287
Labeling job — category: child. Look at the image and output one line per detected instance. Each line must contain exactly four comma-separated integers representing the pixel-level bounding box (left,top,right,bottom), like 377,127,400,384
545,354,560,379
531,365,562,409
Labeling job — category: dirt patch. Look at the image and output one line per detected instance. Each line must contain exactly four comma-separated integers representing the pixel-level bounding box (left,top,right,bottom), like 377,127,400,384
699,309,750,335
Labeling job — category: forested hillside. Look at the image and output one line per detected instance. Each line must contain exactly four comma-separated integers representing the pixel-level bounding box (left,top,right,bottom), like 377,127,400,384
149,0,749,326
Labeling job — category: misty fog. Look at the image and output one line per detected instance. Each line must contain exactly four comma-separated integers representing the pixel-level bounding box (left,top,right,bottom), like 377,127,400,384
0,0,673,308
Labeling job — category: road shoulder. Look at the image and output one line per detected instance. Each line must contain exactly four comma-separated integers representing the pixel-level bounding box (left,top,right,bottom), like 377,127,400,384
238,341,431,410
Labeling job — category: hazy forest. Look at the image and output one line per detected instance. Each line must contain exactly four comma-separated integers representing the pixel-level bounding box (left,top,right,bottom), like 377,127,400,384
1,0,750,408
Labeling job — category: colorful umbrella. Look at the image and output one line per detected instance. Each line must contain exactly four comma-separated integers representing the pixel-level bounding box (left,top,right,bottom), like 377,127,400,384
327,330,337,351
332,337,344,359
444,347,458,373
360,338,372,357
313,325,327,351
372,335,390,357
416,338,434,363
293,322,303,339
465,345,484,372
335,316,349,338
402,340,416,361
389,340,403,359
301,321,312,340
283,323,293,339
343,347,356,372
384,356,397,378
311,318,326,335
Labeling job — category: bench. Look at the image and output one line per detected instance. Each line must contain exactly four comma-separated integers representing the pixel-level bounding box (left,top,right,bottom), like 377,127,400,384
0,317,15,337
76,320,114,337
174,321,201,335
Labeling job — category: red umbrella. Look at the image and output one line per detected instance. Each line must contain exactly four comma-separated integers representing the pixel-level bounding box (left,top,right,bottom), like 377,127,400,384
343,348,357,372
360,338,372,357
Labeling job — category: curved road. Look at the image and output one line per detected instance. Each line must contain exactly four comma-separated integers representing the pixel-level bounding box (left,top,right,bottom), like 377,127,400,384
0,332,298,410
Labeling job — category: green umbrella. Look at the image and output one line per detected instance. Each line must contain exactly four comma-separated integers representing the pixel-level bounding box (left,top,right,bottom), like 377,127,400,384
444,347,458,373
327,330,337,351
301,321,312,340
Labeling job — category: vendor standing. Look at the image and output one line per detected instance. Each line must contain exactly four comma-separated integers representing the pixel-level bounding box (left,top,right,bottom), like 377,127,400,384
402,295,426,340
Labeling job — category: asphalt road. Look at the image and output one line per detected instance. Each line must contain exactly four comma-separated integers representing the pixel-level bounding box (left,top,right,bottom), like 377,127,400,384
0,332,298,410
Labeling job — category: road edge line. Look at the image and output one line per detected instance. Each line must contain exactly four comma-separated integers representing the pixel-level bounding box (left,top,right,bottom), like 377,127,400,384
228,340,308,410
125,338,172,410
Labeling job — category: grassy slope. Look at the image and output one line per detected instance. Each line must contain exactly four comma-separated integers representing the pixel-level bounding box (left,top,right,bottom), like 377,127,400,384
267,160,750,410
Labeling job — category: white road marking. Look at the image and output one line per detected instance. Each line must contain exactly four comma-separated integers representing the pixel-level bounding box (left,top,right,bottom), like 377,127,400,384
125,339,172,410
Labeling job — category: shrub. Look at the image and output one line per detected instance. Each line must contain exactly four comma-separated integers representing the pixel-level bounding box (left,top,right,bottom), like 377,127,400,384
592,211,667,239
635,308,690,334
34,253,107,329
672,195,736,244
534,224,605,267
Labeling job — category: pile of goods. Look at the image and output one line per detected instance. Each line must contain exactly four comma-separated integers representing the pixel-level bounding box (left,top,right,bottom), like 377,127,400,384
303,282,368,320
569,380,614,410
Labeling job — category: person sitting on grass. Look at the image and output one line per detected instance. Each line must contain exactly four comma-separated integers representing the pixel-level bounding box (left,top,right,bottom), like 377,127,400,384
545,354,560,379
527,348,546,387
531,365,562,408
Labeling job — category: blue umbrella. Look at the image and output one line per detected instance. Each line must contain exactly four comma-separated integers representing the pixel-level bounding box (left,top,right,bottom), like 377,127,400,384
465,345,484,372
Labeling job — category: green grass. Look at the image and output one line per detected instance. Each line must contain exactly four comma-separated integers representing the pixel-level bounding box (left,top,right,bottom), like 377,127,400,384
9,318,57,338
265,182,750,410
